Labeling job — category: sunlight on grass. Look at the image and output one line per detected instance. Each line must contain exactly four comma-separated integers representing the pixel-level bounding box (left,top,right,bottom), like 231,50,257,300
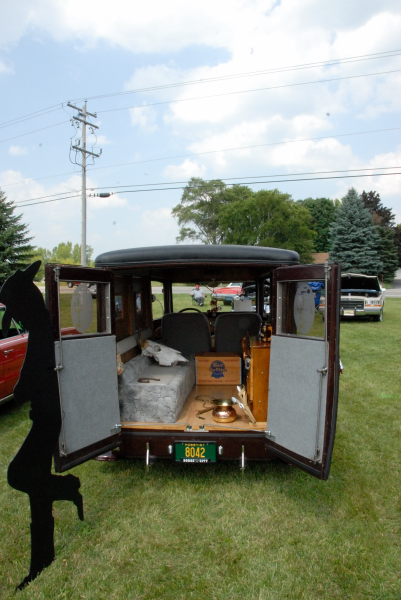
0,301,400,599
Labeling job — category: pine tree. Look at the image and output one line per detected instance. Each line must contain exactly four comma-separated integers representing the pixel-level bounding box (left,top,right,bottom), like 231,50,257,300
329,188,383,275
377,227,399,281
394,225,401,268
299,197,338,252
0,188,35,282
361,190,398,280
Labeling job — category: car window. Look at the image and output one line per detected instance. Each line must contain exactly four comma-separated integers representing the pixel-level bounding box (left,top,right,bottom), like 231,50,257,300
0,308,23,339
277,280,325,339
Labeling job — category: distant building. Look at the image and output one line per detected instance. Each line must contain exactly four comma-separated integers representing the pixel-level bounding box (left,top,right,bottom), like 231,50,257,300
312,252,329,263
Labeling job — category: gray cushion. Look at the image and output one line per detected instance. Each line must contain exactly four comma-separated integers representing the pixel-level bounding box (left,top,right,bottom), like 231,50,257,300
161,313,212,357
214,312,262,353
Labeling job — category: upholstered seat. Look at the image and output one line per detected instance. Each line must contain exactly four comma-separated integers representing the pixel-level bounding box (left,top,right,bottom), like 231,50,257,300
161,312,212,357
214,312,262,353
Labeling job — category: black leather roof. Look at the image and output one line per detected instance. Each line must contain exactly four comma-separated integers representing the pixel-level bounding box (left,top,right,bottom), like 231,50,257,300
95,244,300,268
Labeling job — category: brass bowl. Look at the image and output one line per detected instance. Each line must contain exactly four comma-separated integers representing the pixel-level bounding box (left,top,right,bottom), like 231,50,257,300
211,398,235,407
212,405,237,423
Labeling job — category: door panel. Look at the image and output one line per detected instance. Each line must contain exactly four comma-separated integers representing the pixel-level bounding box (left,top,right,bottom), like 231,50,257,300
55,336,121,471
267,263,340,479
268,336,327,460
45,264,120,472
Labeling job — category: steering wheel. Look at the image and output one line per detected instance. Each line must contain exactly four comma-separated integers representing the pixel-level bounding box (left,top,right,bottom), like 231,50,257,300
178,307,202,313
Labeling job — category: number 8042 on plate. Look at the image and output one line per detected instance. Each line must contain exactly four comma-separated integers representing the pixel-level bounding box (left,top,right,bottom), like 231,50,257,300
175,442,216,463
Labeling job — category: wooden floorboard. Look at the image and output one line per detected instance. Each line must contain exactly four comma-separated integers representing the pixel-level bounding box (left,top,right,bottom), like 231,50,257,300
121,384,267,431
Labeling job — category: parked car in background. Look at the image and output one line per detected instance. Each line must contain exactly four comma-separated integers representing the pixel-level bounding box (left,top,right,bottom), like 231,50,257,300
0,304,28,405
0,302,80,407
318,272,385,321
212,282,243,305
233,281,270,315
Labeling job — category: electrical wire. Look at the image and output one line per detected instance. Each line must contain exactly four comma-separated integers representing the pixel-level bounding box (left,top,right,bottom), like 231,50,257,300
13,165,400,205
96,68,401,115
6,126,401,189
73,49,401,104
15,170,401,208
1,49,400,129
13,165,399,204
0,120,70,145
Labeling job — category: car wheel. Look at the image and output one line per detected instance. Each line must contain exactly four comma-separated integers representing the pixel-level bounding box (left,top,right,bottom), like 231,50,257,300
67,282,74,288
372,310,383,322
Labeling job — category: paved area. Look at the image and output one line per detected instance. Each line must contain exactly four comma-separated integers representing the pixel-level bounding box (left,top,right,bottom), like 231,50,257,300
383,268,401,297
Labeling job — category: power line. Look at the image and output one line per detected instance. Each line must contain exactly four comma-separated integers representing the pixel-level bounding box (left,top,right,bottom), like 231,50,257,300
74,49,401,104
1,49,400,130
0,120,70,145
0,106,64,131
13,165,400,204
6,126,401,188
97,68,401,115
90,166,401,191
2,67,398,144
17,193,81,208
15,170,401,208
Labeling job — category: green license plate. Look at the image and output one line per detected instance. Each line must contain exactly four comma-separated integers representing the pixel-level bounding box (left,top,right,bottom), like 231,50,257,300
175,442,216,463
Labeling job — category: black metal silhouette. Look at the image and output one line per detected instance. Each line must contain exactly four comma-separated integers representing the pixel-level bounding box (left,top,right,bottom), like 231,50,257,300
0,262,84,590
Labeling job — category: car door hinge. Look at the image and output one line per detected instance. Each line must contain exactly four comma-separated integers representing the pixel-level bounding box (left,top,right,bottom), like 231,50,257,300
317,367,327,375
265,430,276,441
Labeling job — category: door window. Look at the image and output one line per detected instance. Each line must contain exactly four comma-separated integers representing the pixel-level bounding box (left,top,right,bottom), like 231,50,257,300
57,280,111,336
277,280,325,339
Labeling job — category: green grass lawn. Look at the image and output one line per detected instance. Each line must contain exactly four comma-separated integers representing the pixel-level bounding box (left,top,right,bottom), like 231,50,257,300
0,301,400,599
152,292,233,319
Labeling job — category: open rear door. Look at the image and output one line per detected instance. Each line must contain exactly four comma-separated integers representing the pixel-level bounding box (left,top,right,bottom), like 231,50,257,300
267,263,340,479
45,264,121,472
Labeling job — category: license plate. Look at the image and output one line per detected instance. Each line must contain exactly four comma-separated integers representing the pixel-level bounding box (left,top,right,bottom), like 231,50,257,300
343,309,355,316
175,442,216,463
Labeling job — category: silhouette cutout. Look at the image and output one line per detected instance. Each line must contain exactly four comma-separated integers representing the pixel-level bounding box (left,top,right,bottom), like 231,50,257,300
0,262,84,590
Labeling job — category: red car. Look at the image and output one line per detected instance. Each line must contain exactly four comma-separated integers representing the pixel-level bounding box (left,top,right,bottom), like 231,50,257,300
0,303,28,405
211,282,243,305
0,303,79,406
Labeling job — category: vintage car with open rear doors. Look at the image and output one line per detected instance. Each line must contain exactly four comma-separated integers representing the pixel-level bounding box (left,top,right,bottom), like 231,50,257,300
45,245,341,480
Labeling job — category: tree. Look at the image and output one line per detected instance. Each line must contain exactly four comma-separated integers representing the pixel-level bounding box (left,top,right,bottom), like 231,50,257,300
172,178,230,244
394,224,401,268
299,197,338,252
377,227,399,281
329,188,383,275
361,190,395,228
218,188,316,263
0,188,35,282
49,241,94,265
361,190,398,279
32,242,95,281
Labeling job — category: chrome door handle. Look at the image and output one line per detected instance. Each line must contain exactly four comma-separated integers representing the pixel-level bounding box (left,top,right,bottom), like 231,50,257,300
3,349,14,356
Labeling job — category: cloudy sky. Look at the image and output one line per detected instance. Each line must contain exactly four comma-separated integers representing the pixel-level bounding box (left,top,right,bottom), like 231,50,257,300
1,0,400,259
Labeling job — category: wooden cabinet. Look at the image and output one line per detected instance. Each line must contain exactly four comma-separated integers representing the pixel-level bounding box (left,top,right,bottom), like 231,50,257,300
247,340,270,422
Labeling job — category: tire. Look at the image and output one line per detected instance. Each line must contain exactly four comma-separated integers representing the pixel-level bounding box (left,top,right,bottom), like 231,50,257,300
67,282,74,288
372,310,383,322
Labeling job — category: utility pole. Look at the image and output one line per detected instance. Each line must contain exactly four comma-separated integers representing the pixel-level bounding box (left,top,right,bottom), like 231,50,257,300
67,101,101,266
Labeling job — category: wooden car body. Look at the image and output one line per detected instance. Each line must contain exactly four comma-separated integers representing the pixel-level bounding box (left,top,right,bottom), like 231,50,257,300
45,245,341,479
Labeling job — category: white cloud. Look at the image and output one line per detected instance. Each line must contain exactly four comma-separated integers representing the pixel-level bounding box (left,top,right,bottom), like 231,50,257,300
163,159,206,180
8,145,28,156
0,58,12,73
96,135,113,146
88,193,127,209
130,105,158,131
0,169,129,252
